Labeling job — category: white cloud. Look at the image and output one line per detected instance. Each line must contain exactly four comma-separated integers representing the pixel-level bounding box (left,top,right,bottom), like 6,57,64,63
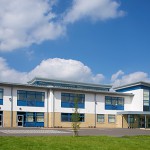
64,0,125,23
112,71,150,87
0,57,28,83
111,70,124,82
0,0,65,52
0,57,104,84
0,0,125,52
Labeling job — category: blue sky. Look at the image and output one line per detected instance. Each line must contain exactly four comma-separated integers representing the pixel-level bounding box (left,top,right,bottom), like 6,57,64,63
0,0,150,87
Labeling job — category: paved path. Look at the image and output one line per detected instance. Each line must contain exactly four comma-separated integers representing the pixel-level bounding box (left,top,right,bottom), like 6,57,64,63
0,128,150,137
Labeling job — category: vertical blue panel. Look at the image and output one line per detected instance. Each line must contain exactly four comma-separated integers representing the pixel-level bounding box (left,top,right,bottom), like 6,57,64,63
0,99,3,105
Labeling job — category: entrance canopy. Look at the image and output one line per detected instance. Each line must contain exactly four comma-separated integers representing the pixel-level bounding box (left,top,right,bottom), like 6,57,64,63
117,111,150,115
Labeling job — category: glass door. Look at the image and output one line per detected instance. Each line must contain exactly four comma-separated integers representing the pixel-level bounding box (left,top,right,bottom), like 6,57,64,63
139,117,145,128
0,114,2,127
17,115,24,127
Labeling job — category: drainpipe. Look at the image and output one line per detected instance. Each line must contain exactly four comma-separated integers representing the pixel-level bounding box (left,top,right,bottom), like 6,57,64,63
52,90,55,128
94,93,97,128
10,86,13,127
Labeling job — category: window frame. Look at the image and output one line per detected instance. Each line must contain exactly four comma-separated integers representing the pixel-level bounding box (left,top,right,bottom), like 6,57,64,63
97,114,105,123
61,113,85,122
17,90,45,107
108,114,116,123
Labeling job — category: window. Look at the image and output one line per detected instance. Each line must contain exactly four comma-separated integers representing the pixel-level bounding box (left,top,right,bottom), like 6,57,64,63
97,114,104,123
17,90,45,107
118,97,124,106
26,112,34,122
61,113,85,122
36,113,44,122
143,90,150,111
0,89,3,105
105,96,124,110
108,115,115,123
144,90,149,100
127,115,134,123
105,96,111,105
18,112,44,127
61,93,85,108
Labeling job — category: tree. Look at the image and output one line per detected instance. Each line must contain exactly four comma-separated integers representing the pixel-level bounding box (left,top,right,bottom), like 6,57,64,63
71,97,80,137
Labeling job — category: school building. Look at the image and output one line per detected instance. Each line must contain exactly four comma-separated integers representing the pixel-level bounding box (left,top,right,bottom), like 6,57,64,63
0,77,150,128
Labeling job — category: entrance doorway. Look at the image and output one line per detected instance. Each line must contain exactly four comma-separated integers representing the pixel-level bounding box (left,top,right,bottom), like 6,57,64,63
0,114,2,127
139,117,145,128
17,115,24,127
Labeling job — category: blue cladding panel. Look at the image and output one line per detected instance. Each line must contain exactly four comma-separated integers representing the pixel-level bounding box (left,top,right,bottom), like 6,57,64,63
61,102,84,108
116,85,150,92
36,101,44,107
105,105,113,110
27,100,35,106
24,122,44,127
18,100,44,107
17,100,27,106
105,105,124,110
116,105,124,110
0,99,3,105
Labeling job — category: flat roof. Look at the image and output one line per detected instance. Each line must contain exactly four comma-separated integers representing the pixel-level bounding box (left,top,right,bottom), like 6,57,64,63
0,81,133,96
114,81,150,91
28,77,112,91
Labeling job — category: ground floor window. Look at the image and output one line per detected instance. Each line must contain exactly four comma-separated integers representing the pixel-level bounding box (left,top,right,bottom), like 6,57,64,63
61,113,85,122
108,115,116,123
0,111,3,127
127,115,134,123
17,112,44,127
97,114,105,123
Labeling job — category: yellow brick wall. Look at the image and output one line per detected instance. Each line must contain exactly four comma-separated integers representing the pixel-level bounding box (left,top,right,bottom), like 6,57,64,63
3,111,11,127
44,112,48,127
53,112,95,128
96,114,119,128
116,115,123,128
52,113,124,128
13,111,17,127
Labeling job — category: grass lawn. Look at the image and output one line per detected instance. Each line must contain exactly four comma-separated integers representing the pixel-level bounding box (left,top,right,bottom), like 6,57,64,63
0,135,150,150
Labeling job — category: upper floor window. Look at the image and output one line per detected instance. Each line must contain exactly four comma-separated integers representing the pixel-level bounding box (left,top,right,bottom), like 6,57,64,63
0,89,3,105
143,90,150,111
105,96,124,110
61,93,85,108
17,90,45,107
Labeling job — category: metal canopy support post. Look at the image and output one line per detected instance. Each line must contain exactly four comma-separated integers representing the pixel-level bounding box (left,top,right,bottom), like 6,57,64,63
145,115,147,129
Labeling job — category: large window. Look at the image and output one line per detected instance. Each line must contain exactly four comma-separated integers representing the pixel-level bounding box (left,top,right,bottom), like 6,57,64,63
127,114,134,123
143,90,150,111
61,93,85,108
17,90,45,107
61,113,85,122
17,112,44,127
97,114,105,123
108,115,116,123
0,89,3,105
105,96,124,110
